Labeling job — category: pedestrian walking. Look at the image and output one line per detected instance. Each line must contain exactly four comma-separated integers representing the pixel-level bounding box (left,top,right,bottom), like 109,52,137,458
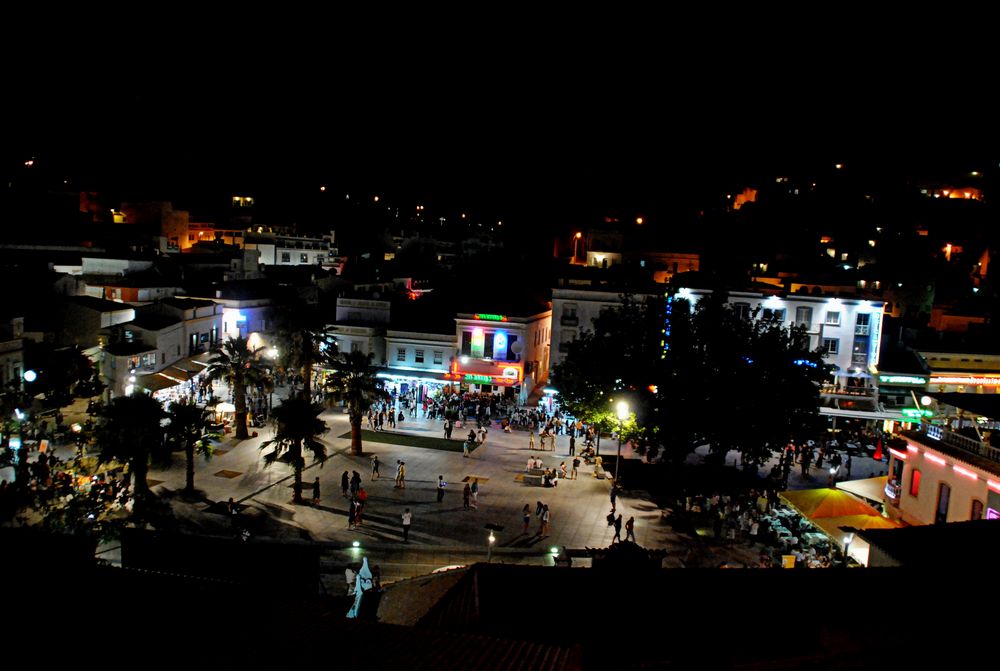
625,516,635,542
571,457,580,480
569,434,575,456
437,475,446,502
371,454,380,480
529,431,535,450
470,478,479,509
341,470,350,498
463,440,470,458
522,503,531,534
227,497,238,529
612,513,623,542
348,499,358,529
397,461,406,489
463,483,472,509
539,504,550,536
350,471,362,497
610,484,618,512
312,477,321,503
401,508,412,542
845,454,852,478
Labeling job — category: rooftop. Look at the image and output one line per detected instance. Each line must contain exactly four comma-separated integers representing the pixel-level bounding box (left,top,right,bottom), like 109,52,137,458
160,296,217,310
128,312,183,331
103,341,158,356
66,295,134,313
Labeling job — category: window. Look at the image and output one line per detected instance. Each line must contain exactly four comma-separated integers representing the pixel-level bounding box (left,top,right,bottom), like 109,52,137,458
795,307,813,327
316,254,324,264
415,349,424,363
855,312,871,335
176,345,180,356
397,348,406,362
461,331,472,356
350,342,361,353
823,338,839,354
564,303,578,318
281,252,291,263
825,311,841,325
935,482,951,524
733,302,751,320
300,253,309,263
909,469,921,497
971,499,984,520
433,350,443,365
762,308,785,322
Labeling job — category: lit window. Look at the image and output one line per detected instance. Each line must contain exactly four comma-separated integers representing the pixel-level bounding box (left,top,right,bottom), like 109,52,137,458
397,348,406,362
825,311,841,326
415,349,424,363
909,469,921,497
433,350,443,365
822,338,839,355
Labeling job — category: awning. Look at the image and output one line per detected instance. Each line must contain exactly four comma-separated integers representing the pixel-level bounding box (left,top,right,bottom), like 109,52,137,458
809,514,902,566
779,488,881,519
136,373,178,394
836,476,889,505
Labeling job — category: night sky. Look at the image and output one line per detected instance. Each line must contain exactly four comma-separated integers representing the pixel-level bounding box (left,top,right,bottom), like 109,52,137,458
5,24,997,233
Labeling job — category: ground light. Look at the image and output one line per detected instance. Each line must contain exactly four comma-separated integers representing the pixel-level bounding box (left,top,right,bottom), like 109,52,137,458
352,540,360,548
550,546,560,555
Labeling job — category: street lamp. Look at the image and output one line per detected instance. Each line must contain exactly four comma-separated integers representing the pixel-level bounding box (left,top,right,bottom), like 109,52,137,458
572,232,582,263
485,523,503,563
839,525,858,568
614,400,629,486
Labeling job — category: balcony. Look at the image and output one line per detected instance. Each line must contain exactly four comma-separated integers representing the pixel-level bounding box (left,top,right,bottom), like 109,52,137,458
920,424,1000,464
855,324,870,336
821,384,875,397
884,479,901,503
560,315,579,326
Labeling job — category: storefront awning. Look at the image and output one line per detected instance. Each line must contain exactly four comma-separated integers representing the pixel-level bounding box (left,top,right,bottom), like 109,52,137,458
136,373,178,394
836,476,889,505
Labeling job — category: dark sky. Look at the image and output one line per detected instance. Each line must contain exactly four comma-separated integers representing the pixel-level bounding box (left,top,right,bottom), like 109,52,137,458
5,22,998,229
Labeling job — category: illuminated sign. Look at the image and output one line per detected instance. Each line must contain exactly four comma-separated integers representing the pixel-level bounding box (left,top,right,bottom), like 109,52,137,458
494,331,507,354
502,366,519,379
987,508,1000,520
471,327,485,357
475,313,507,321
901,408,933,419
931,375,1000,386
464,374,492,383
879,375,927,385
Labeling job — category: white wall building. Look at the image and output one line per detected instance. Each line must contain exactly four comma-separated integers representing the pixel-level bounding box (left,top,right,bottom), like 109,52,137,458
550,287,656,373
326,324,386,364
677,289,885,392
885,424,999,526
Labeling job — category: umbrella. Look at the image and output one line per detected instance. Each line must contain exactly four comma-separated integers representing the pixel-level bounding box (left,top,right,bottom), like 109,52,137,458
872,438,883,461
779,488,880,519
215,402,236,413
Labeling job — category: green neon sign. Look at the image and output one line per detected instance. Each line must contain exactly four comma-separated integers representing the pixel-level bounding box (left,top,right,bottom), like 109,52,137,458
879,375,927,385
464,374,492,383
475,313,507,321
901,408,933,418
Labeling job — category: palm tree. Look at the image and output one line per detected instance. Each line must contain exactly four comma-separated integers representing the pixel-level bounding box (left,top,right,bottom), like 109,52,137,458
204,337,270,440
323,351,389,456
271,303,332,403
96,394,167,514
260,396,328,504
165,403,219,496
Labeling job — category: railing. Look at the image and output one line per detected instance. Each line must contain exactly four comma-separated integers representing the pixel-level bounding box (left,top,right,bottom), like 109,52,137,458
923,424,1000,464
855,324,870,336
821,384,875,397
884,480,901,501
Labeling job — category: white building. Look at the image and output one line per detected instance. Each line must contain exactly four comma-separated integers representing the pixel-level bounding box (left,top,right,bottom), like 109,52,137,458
326,324,386,363
452,309,552,402
886,423,998,526
676,289,886,393
243,230,339,270
550,287,657,373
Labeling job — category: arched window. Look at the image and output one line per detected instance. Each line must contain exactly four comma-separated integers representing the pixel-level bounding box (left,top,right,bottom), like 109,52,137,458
971,499,984,521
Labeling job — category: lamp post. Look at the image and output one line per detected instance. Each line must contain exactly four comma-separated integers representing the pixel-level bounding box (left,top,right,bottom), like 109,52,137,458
487,531,495,563
572,232,582,263
839,525,858,568
614,400,629,486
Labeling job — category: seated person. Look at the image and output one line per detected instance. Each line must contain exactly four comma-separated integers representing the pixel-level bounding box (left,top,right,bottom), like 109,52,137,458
542,470,553,487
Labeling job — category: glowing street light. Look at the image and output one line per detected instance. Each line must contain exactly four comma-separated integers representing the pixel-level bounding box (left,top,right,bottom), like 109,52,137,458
614,400,629,486
22,370,37,383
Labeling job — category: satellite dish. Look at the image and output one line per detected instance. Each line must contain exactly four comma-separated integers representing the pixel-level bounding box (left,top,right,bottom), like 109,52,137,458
511,341,523,354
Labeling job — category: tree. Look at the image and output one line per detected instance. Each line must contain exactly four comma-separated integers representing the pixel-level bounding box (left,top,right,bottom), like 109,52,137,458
95,394,167,515
204,337,270,440
554,290,830,469
260,396,328,504
322,351,389,456
164,403,219,496
270,303,332,404
553,295,664,455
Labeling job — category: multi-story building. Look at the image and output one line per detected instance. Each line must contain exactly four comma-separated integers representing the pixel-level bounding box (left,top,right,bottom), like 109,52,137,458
450,308,552,402
243,230,339,270
885,398,999,526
